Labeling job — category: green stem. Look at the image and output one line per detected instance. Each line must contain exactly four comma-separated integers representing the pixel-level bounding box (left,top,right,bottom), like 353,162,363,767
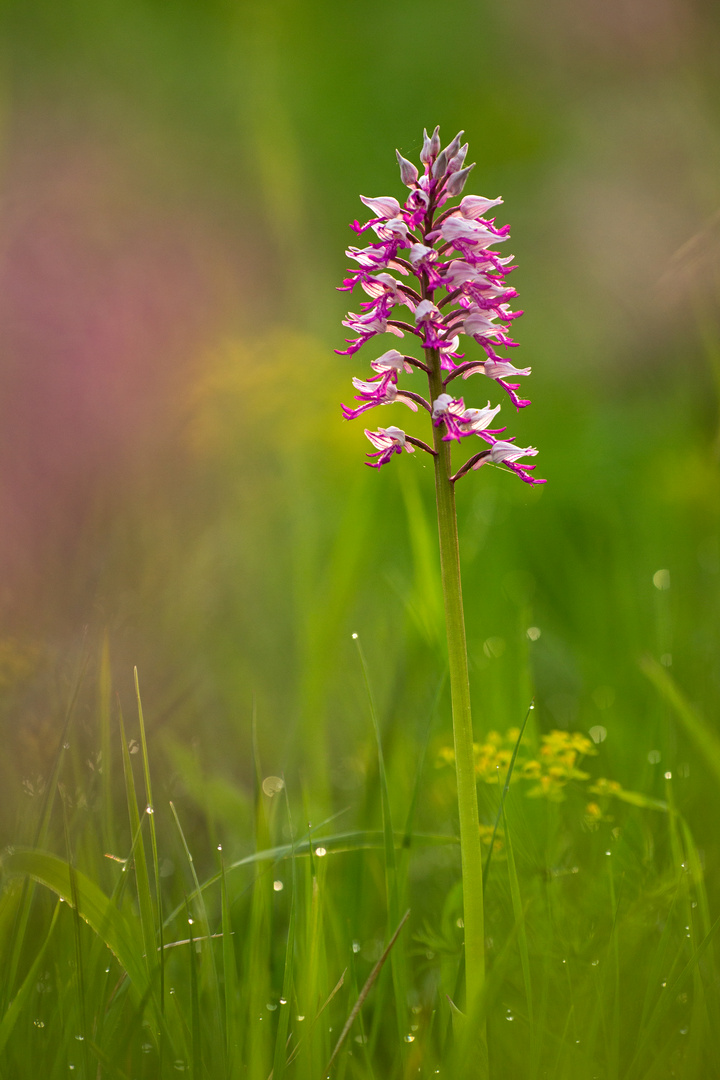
427,346,487,1065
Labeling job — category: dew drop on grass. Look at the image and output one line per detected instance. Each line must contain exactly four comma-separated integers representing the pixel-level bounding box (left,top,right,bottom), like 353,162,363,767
354,1034,367,1044
680,1028,688,1035
267,1003,277,1011
404,1034,415,1042
664,771,672,780
279,998,287,1005
273,880,284,891
297,1015,305,1022
605,851,611,856
315,846,327,857
352,941,361,953
648,750,661,764
75,1035,84,1041
456,918,464,928
217,844,222,851
591,959,599,967
63,743,70,750
142,1043,153,1053
352,633,358,640
187,918,194,925
173,1062,186,1072
146,805,154,815
34,1020,44,1028
69,1066,74,1072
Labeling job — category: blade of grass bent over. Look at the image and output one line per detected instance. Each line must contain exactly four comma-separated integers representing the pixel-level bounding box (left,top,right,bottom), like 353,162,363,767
324,909,410,1078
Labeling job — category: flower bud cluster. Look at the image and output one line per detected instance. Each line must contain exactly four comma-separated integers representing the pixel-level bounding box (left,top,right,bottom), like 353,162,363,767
337,127,545,485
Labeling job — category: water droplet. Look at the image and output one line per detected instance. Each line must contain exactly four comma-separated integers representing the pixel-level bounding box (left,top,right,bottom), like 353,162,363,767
526,627,541,641
146,805,154,815
34,1019,44,1028
63,743,70,750
661,981,667,988
571,866,579,874
692,901,698,908
217,844,222,851
142,1043,153,1053
173,1062,186,1072
653,569,670,590
529,703,535,710
315,846,327,857
404,1034,415,1043
267,1003,277,1011
680,1027,688,1035
591,959,599,966
297,1015,305,1022
104,967,110,973
354,1034,368,1044
505,1014,514,1021
648,750,661,764
605,850,612,856
75,1035,84,1041
279,998,287,1005
69,1066,75,1072
665,771,672,780
575,1039,581,1044
262,776,284,797
589,725,607,745
187,917,194,925
169,987,176,995
352,633,358,640
273,880,284,892
352,941,361,953
456,917,464,928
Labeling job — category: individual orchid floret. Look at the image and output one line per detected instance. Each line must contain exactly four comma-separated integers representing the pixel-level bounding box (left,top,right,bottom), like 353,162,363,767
474,440,545,485
342,376,419,420
364,426,415,468
459,195,504,219
359,195,403,219
370,349,415,376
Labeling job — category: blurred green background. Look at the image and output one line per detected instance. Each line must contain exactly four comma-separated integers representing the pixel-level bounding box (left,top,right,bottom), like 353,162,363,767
1,0,719,864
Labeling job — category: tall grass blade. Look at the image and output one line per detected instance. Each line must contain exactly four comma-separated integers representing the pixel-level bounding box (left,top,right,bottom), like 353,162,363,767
219,849,239,1073
483,700,533,887
353,634,408,1044
118,707,157,983
134,667,165,1013
324,909,410,1078
1,646,89,1013
0,900,60,1055
503,808,533,1028
0,848,149,994
641,656,720,783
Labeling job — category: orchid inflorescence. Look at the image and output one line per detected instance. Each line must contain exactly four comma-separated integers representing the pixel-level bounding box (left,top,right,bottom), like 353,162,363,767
337,126,545,486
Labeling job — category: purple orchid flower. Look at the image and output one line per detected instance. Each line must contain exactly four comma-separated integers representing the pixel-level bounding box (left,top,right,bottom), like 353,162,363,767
337,127,545,485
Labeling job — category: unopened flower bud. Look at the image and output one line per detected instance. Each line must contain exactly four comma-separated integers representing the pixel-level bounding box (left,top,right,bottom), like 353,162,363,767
442,131,464,163
396,150,419,186
447,142,469,175
432,149,449,179
420,128,434,164
445,162,476,197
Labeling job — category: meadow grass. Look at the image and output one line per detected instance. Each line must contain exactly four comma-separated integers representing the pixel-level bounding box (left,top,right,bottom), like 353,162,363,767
1,590,719,1080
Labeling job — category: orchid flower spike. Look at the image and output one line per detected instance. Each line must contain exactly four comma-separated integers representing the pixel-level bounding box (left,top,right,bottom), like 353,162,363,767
337,127,545,486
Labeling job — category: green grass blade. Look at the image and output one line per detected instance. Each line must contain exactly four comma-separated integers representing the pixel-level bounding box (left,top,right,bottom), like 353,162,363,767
219,849,239,1073
353,634,408,1046
0,900,60,1055
98,634,116,855
0,848,149,995
503,808,533,1028
119,708,157,982
641,656,720,783
1,647,89,1013
134,667,165,1012
484,700,533,887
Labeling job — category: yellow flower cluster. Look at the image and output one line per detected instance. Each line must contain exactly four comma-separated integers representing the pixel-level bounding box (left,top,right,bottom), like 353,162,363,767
438,727,600,802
